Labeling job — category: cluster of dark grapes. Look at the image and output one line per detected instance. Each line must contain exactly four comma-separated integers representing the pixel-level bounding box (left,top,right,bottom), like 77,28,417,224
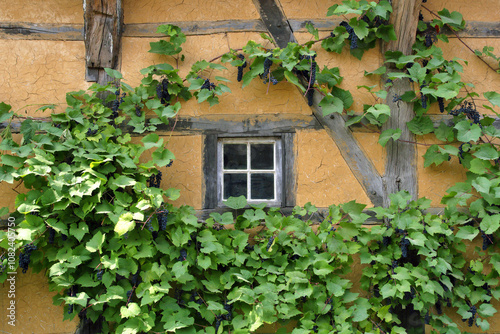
392,94,401,102
481,230,494,250
201,79,216,91
48,227,55,244
223,302,232,321
148,171,162,188
111,91,125,120
262,56,273,84
244,244,255,252
144,219,154,232
135,105,142,117
450,101,480,124
266,236,275,251
236,54,247,82
435,299,443,315
457,142,469,163
96,268,104,280
0,254,5,274
178,248,187,261
328,225,336,235
339,21,358,49
419,12,424,21
86,123,98,136
156,78,171,105
420,84,427,109
212,223,225,231
462,304,477,327
382,236,391,247
425,310,431,324
360,14,386,28
400,237,410,258
306,89,314,106
214,315,223,333
158,211,168,231
437,97,445,113
482,283,492,299
67,286,77,314
19,244,37,273
312,325,319,333
126,289,133,302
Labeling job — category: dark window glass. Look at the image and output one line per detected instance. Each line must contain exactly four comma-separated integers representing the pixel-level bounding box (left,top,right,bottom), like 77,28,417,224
223,173,247,199
251,144,274,170
251,173,274,199
224,144,247,169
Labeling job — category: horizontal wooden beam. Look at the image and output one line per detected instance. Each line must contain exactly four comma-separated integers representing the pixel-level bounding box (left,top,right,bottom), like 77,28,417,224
0,20,499,41
124,20,266,37
0,22,83,40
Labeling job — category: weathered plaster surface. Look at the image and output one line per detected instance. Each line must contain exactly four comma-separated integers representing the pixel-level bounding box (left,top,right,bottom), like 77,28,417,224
279,0,342,20
123,0,259,23
0,40,90,117
0,269,79,334
0,0,83,24
424,0,500,22
353,132,386,176
296,129,372,207
121,33,311,117
417,134,467,206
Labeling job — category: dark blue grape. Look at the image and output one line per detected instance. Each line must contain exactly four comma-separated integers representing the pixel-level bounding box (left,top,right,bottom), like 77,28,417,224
19,244,36,273
266,237,275,251
135,105,142,117
262,57,273,83
425,310,430,324
48,227,55,244
306,88,314,106
178,249,187,261
224,302,232,321
96,269,104,280
400,237,410,258
437,97,445,113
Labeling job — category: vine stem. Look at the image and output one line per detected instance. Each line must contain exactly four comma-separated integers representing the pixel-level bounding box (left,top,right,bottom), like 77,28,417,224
421,5,498,74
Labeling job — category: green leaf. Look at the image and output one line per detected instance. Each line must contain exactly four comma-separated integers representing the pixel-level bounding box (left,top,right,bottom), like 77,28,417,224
484,91,500,107
284,70,305,91
149,40,182,56
455,121,482,142
114,212,135,236
141,133,164,150
319,94,344,116
474,145,499,160
364,66,386,76
438,9,465,30
224,196,247,209
480,214,500,234
365,104,390,125
423,144,449,167
378,128,401,147
456,226,479,240
305,22,319,40
86,231,105,253
407,116,435,135
104,68,123,80
121,303,141,318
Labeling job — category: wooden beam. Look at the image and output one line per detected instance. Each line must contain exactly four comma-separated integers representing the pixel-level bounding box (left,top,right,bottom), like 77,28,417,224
124,20,266,37
251,0,297,47
0,22,83,40
0,20,498,41
83,0,123,83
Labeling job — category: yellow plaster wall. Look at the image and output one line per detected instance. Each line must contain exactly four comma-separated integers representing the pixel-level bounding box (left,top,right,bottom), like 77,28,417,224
296,129,372,207
423,0,500,23
0,269,79,334
123,0,260,24
279,0,342,20
0,0,83,24
121,33,311,117
0,40,90,117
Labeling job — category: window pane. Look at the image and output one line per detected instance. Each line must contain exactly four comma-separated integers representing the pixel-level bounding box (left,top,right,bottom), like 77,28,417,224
251,144,273,170
223,173,247,199
251,173,274,200
224,144,247,169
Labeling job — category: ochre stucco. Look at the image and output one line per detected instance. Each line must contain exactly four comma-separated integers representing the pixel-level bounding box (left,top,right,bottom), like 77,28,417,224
296,129,372,207
123,0,260,24
0,269,79,334
0,40,90,117
0,0,83,24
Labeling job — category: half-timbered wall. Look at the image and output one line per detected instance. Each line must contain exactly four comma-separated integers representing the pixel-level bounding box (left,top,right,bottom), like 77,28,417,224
1,0,499,333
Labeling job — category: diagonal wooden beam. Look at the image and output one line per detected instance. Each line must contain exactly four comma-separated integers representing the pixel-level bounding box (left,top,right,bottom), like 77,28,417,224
251,0,384,206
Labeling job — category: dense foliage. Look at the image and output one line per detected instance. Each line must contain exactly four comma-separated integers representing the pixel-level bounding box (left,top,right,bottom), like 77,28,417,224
1,0,500,333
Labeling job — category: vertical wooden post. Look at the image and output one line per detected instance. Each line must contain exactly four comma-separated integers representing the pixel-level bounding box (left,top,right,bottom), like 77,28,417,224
382,0,421,206
83,0,123,85
383,1,424,333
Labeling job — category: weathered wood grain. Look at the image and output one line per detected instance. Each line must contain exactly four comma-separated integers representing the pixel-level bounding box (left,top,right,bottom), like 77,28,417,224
83,0,123,83
251,0,297,48
0,22,83,40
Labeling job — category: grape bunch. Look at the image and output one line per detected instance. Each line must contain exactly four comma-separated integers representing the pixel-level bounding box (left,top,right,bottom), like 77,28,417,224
435,299,443,315
158,211,168,231
450,101,480,124
223,302,232,321
306,88,314,106
19,244,37,273
400,237,410,258
156,78,171,105
110,91,124,120
135,105,142,117
212,223,225,231
214,315,223,333
382,236,391,247
437,97,445,113
236,54,247,82
420,84,427,109
178,249,187,261
425,310,430,324
339,21,358,49
266,236,275,251
262,56,273,84
463,305,477,327
0,255,6,274
96,268,104,280
201,79,216,91
48,227,55,244
145,220,154,232
481,231,494,250
148,171,162,188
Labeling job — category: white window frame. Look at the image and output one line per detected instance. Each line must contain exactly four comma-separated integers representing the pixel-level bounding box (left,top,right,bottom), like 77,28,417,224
217,137,282,207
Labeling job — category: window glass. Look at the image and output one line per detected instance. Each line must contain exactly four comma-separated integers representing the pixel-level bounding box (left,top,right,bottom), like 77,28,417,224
224,144,246,169
250,173,274,199
223,173,247,199
251,144,274,170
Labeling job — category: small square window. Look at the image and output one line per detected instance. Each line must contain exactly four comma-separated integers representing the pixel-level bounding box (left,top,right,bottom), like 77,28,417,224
218,138,282,206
